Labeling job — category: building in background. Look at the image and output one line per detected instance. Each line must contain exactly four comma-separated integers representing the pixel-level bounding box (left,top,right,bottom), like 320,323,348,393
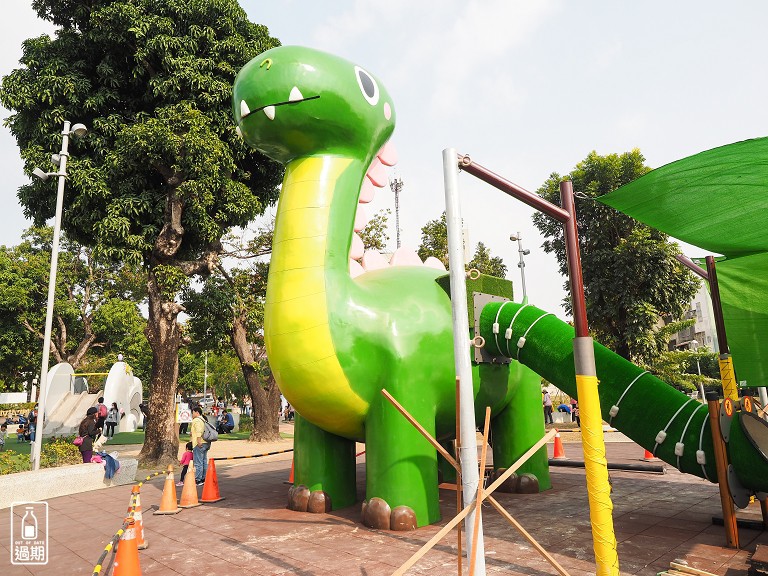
668,283,718,352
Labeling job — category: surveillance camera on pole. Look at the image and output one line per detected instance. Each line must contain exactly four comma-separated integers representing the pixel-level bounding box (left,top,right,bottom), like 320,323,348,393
510,232,530,300
30,120,87,472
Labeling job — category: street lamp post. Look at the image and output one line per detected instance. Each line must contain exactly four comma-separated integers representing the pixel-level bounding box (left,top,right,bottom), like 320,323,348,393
690,339,706,401
509,232,531,301
30,120,87,471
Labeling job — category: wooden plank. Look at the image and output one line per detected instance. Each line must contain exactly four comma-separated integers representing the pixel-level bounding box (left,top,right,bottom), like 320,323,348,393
391,429,556,576
487,495,571,576
391,501,476,576
670,562,718,576
381,389,460,472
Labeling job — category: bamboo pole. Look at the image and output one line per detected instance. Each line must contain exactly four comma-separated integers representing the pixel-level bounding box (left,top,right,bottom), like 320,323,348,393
486,496,571,576
381,389,460,471
392,429,556,576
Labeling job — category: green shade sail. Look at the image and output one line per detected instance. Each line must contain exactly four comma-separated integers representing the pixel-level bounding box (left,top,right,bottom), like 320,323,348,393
599,137,768,256
599,137,768,388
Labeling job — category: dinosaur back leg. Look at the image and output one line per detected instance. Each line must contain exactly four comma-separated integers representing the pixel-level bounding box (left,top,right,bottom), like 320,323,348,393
289,412,357,512
489,363,552,492
363,389,439,530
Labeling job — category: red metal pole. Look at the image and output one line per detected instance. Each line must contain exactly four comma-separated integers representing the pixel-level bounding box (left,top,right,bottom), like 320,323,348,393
560,180,589,338
706,256,730,354
457,154,570,223
675,254,709,281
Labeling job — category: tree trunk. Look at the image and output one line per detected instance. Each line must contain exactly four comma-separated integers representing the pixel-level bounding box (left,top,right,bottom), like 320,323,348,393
230,314,280,442
138,270,184,466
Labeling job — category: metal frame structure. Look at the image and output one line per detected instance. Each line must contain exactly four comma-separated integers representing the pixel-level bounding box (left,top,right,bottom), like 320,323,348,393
445,149,619,575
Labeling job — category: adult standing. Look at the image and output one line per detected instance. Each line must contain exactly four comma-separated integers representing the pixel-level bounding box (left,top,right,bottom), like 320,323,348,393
78,407,100,463
28,405,38,442
104,402,120,438
96,397,108,431
190,404,210,486
139,403,149,430
542,389,554,425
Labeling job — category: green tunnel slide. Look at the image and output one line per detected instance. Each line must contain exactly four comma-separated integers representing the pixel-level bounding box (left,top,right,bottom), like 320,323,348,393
478,301,768,500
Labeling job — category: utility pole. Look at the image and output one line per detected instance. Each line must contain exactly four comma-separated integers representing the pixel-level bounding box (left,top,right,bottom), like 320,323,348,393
509,232,531,300
389,177,403,248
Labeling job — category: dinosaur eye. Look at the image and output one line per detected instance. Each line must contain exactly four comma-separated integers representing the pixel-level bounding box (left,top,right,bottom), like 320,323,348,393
355,66,379,106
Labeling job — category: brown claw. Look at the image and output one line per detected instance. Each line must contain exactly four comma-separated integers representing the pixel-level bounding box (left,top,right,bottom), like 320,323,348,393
361,497,417,531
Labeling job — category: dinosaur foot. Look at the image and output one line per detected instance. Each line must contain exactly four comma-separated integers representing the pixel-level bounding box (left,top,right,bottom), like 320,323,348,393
361,497,417,531
287,484,332,513
486,470,539,494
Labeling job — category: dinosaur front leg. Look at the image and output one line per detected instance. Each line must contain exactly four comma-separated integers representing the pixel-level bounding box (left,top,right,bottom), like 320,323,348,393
362,391,439,530
289,413,356,513
489,364,552,493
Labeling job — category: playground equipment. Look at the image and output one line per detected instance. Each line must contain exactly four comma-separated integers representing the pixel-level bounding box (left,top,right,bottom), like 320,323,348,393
233,46,550,556
234,45,768,576
41,361,143,436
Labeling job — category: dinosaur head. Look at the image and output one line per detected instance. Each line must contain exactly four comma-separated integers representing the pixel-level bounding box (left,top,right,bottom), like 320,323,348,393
233,46,396,165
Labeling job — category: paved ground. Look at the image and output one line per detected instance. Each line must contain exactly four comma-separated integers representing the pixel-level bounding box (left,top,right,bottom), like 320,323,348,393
2,425,767,575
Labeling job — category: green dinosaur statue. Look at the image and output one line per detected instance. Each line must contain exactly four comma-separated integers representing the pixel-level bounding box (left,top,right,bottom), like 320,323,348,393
233,45,549,530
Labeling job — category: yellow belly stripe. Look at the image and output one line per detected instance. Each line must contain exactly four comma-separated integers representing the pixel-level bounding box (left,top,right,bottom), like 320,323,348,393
265,156,367,438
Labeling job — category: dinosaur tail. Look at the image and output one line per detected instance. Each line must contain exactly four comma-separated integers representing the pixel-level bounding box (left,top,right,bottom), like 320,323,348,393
478,301,768,496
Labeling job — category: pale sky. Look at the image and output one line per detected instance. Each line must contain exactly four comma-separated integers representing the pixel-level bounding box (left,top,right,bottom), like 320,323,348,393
2,1,767,319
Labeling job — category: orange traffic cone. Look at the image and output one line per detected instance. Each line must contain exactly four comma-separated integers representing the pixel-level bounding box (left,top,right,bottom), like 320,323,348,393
553,431,567,459
113,517,141,576
179,462,201,508
642,449,658,462
200,458,225,503
153,465,181,515
126,486,148,549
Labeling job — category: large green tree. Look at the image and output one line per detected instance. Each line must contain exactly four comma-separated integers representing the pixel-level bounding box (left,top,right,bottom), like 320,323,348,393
0,1,282,464
417,211,507,277
182,223,280,441
0,227,149,387
532,150,699,363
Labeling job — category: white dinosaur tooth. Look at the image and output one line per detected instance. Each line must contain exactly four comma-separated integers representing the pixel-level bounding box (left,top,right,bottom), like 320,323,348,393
263,105,276,120
350,233,364,260
354,205,369,232
377,140,398,166
359,178,376,203
366,158,388,187
289,86,303,102
235,126,243,138
389,247,423,267
362,250,388,271
240,100,251,117
349,259,365,278
423,256,447,271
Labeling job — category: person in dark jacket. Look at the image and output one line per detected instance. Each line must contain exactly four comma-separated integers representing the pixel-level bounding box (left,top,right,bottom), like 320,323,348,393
78,407,100,463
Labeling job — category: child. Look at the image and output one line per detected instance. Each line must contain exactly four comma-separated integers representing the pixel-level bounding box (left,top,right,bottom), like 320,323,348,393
0,423,7,451
17,424,27,443
177,442,193,486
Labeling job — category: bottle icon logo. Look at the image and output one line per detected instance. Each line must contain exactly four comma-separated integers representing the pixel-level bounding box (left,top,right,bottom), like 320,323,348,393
10,502,48,565
21,507,38,540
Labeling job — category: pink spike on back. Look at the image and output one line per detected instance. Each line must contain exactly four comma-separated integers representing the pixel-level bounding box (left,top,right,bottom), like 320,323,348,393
350,233,364,260
423,256,447,271
366,158,388,187
377,140,398,166
362,250,388,271
354,205,369,232
389,247,423,267
349,259,365,278
359,178,376,203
